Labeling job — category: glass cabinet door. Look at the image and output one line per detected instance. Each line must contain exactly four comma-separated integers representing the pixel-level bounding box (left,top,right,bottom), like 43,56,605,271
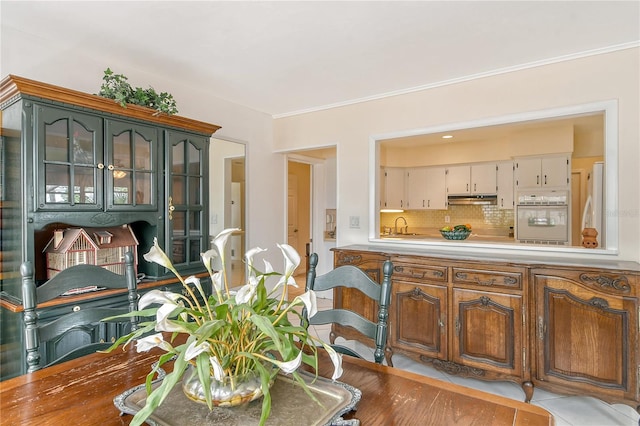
166,130,209,270
105,119,158,211
36,105,103,211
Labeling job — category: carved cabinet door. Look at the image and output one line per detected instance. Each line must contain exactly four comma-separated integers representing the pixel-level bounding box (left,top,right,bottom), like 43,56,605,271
390,281,448,360
533,268,638,404
451,288,523,377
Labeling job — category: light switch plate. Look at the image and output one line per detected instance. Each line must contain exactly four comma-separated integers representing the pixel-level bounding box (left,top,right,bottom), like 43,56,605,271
349,216,360,228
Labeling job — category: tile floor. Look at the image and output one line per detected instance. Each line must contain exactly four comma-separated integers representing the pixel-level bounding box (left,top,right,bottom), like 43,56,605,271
298,294,639,426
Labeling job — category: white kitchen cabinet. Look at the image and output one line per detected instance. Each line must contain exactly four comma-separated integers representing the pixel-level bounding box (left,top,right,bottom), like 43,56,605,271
406,167,446,210
471,163,498,194
515,155,570,189
447,163,496,195
497,161,514,209
425,167,447,209
382,167,405,210
446,165,471,195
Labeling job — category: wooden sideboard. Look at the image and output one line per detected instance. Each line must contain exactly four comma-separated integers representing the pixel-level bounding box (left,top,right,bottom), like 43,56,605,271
332,245,640,410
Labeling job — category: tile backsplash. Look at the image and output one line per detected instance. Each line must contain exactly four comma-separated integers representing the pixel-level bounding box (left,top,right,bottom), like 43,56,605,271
381,205,514,236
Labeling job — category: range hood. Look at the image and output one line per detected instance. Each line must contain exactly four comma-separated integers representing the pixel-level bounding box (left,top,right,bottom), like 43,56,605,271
447,195,497,205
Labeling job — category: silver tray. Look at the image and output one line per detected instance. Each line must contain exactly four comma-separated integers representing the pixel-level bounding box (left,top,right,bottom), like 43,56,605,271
114,370,361,426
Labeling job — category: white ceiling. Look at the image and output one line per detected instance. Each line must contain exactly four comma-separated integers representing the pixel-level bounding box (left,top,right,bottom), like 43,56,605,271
1,1,639,117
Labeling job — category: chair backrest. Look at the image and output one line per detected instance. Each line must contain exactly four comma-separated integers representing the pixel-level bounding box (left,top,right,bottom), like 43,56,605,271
21,251,138,372
304,253,393,364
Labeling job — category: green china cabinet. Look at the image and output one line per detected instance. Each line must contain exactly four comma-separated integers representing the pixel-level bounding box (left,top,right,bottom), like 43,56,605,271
0,75,220,379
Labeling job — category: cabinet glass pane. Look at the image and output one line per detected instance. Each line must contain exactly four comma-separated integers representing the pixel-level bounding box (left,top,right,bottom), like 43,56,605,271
135,133,151,171
173,211,186,236
172,240,186,264
188,143,201,174
45,119,69,162
113,131,132,168
136,172,152,205
72,125,94,165
189,211,201,233
74,166,96,204
173,142,185,172
172,176,185,204
45,164,70,203
113,174,132,204
189,177,200,204
189,240,201,263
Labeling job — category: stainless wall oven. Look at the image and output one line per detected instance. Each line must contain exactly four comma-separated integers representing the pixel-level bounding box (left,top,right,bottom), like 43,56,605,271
516,191,569,245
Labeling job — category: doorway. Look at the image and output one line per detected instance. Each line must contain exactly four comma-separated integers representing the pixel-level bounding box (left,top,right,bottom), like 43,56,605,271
287,161,311,274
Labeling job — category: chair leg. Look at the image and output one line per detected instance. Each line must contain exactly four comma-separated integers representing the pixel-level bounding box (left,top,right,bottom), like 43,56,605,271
385,346,394,367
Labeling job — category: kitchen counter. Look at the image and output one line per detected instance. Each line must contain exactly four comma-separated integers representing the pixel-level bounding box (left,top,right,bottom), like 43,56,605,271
380,233,515,244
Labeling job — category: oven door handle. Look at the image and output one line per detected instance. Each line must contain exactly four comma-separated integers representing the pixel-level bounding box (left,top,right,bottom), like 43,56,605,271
528,217,556,226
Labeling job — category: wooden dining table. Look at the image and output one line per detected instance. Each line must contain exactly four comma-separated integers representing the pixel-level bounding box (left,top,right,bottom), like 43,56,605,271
0,343,554,425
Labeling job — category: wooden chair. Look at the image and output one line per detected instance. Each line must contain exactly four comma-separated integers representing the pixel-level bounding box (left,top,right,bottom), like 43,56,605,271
21,251,138,372
303,253,393,365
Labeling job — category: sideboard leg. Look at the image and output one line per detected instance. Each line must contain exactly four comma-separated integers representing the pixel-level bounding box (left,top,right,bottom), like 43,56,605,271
522,381,534,403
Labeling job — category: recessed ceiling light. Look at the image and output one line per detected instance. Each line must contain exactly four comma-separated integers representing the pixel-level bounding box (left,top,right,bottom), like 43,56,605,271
442,135,453,139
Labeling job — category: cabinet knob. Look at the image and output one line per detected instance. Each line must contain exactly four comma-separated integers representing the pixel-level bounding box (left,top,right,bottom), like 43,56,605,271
97,163,105,169
73,306,81,312
107,164,115,171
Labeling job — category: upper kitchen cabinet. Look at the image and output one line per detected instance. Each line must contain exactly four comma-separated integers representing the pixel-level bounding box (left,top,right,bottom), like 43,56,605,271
0,75,220,283
382,167,405,210
496,161,514,209
447,163,497,196
405,167,446,210
35,104,159,212
515,155,570,190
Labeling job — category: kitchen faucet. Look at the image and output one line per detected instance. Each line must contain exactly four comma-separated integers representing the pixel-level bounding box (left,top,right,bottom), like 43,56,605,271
394,216,408,234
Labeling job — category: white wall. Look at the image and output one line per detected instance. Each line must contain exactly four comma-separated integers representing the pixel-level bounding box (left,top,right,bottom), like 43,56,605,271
274,48,640,263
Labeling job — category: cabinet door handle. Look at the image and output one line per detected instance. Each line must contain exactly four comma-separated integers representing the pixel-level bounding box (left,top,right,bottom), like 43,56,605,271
474,183,476,192
544,175,547,185
455,317,460,335
537,175,540,185
168,196,175,220
438,317,445,328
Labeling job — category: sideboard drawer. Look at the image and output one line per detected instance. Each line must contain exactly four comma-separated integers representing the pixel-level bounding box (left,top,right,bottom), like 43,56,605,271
392,262,448,284
451,267,522,290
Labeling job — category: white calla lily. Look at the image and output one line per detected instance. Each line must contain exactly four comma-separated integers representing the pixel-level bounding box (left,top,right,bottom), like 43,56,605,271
143,238,175,272
277,243,300,277
245,246,267,277
235,283,256,305
185,275,202,293
138,289,181,310
135,333,173,353
200,249,218,276
295,290,317,318
209,356,225,381
271,351,303,374
323,344,344,381
184,340,210,360
211,271,223,292
212,228,240,262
